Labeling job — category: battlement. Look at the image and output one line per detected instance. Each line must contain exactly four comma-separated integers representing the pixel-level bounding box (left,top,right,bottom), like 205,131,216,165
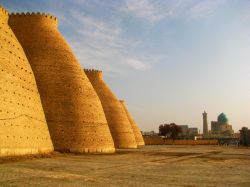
119,100,125,104
0,5,8,15
9,12,58,26
0,5,9,22
84,69,103,79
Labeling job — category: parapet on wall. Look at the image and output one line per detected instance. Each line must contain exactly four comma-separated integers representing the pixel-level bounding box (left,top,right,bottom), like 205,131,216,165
85,69,137,149
120,100,145,146
0,6,54,157
9,13,115,153
10,12,58,27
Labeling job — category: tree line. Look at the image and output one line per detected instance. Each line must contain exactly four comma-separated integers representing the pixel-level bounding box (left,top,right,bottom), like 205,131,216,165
159,123,182,139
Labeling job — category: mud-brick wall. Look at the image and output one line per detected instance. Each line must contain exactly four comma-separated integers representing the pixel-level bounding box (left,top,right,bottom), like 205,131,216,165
85,69,137,149
0,6,53,157
9,13,115,153
120,100,145,146
143,137,218,145
143,137,165,145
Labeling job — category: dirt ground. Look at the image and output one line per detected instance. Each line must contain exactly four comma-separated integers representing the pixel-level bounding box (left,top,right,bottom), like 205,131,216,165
0,145,250,187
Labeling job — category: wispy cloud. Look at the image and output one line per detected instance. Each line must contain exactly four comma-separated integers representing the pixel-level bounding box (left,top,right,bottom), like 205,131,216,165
188,0,225,18
62,8,157,74
121,0,226,23
126,58,151,70
69,10,123,48
122,0,178,23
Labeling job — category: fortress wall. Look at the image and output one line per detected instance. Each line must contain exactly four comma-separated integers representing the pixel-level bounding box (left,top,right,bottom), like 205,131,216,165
119,100,145,146
85,69,137,149
9,13,115,153
143,137,165,145
0,6,53,157
143,137,218,145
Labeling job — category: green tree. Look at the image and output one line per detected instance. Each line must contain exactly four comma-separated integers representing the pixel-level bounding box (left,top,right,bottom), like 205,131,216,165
159,123,182,139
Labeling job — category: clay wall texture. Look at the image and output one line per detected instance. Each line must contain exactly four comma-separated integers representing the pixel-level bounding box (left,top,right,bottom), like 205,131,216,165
9,13,115,153
119,100,145,146
143,137,218,145
0,6,53,157
85,69,137,149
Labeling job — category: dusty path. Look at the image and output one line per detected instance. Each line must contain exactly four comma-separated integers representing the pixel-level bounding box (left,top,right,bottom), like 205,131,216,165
0,145,250,187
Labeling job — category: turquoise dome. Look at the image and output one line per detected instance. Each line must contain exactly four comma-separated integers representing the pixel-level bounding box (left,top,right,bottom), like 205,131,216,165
217,113,228,123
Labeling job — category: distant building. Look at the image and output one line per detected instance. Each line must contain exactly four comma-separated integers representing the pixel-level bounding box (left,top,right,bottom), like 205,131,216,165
178,125,198,138
201,112,236,139
188,128,198,136
179,125,189,135
142,131,157,136
239,127,250,146
202,111,208,135
211,113,234,136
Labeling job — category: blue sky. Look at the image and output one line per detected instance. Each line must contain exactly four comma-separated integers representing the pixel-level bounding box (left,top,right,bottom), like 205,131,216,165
1,0,250,132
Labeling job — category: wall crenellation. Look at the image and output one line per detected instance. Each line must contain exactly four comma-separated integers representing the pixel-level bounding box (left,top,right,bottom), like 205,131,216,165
10,12,57,20
84,69,102,73
9,12,58,26
84,69,103,79
0,5,8,16
0,5,9,23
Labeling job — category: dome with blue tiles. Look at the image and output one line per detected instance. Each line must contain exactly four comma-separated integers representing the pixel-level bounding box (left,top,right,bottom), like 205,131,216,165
217,113,229,123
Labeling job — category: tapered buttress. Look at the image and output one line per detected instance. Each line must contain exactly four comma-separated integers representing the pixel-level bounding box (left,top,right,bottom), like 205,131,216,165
0,6,53,156
85,69,137,149
120,100,145,146
9,12,115,153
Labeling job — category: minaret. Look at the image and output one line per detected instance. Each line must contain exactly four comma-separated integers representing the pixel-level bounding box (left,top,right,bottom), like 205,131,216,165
202,111,208,135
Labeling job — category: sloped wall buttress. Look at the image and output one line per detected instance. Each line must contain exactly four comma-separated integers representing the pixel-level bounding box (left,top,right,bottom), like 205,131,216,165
120,100,145,146
0,6,54,157
9,13,115,153
84,69,137,149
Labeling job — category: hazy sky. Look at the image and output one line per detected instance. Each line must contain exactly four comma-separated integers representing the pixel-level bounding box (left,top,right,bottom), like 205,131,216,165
1,0,250,132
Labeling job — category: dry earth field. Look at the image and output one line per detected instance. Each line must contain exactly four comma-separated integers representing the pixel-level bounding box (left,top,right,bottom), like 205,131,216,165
0,145,250,187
